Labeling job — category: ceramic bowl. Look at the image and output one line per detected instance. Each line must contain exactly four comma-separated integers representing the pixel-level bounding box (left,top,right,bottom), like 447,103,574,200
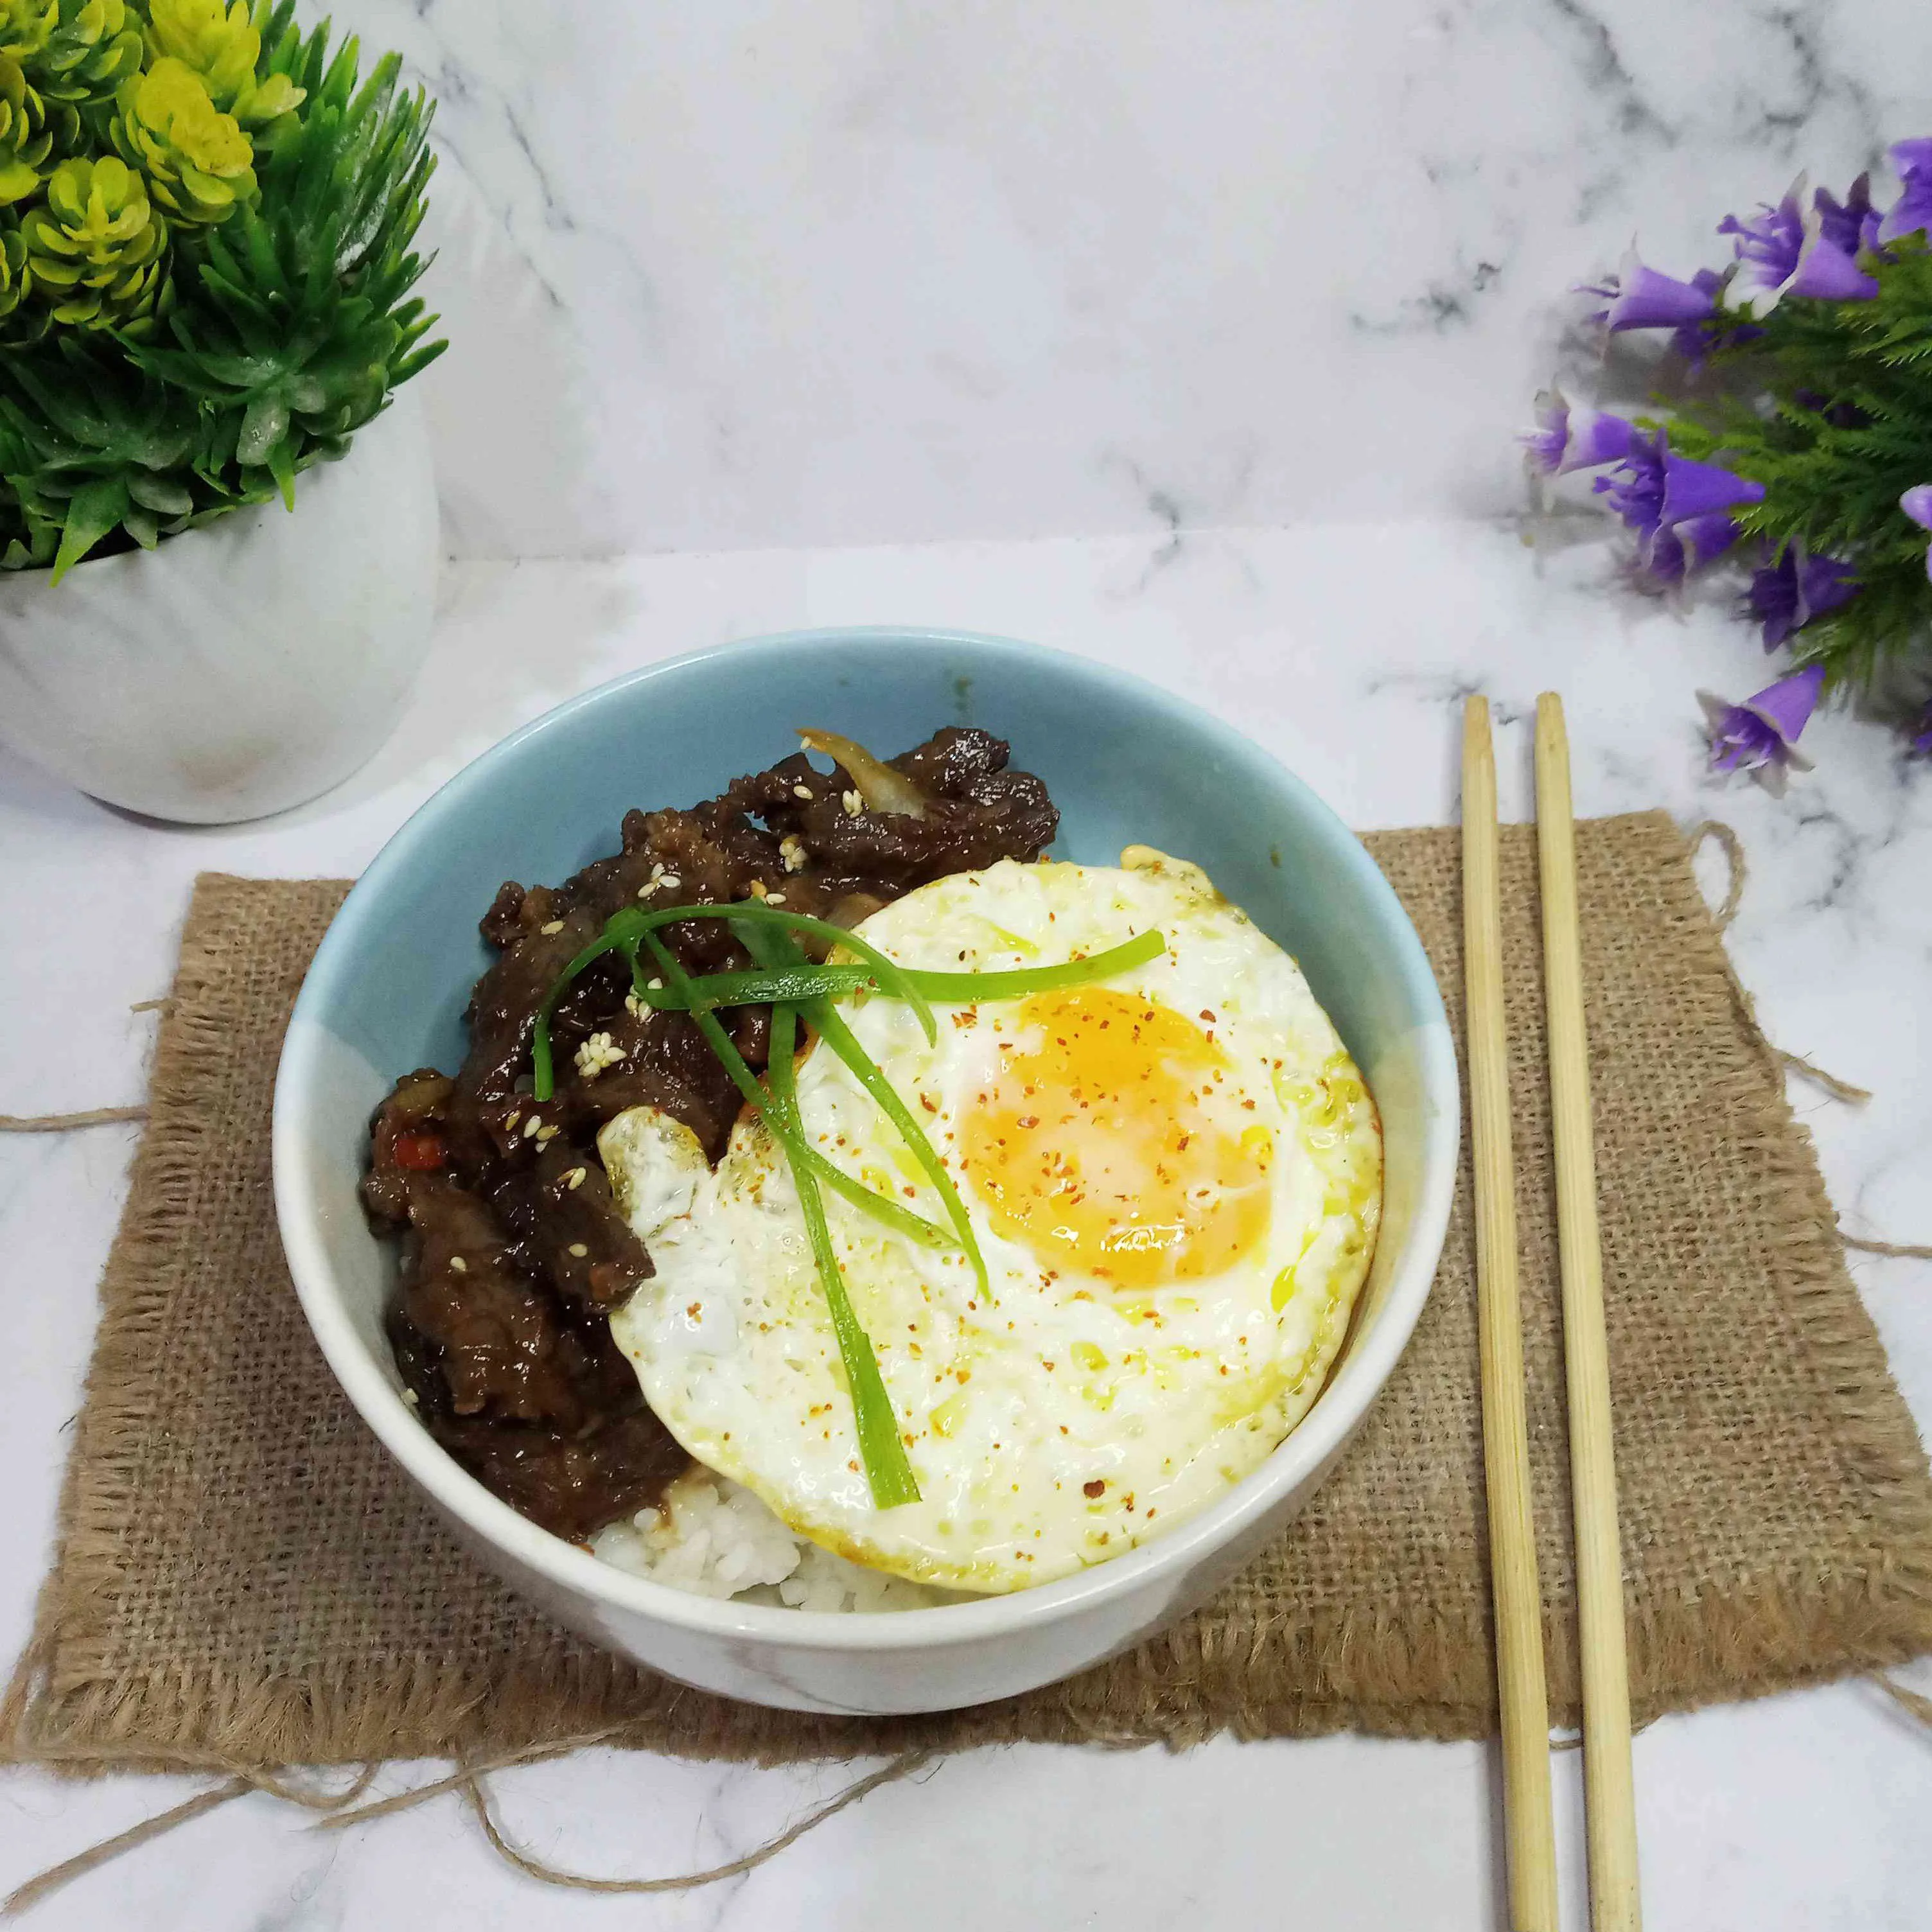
274,629,1458,1716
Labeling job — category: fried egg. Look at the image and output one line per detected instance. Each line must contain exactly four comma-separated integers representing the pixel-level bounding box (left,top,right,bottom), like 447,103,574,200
602,849,1382,1594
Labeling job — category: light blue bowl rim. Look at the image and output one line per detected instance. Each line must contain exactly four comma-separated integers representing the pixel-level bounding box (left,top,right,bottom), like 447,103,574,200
276,626,1459,1653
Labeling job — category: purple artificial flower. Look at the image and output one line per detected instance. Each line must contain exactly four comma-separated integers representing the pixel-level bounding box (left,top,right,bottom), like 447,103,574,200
1582,247,1720,331
1593,431,1668,550
1901,484,1932,582
1646,513,1742,587
1878,139,1932,247
1660,450,1767,525
1594,432,1765,565
1698,664,1826,795
1913,701,1932,756
1721,176,1879,313
1745,547,1859,649
1520,389,1640,477
1814,173,1881,258
1721,182,1804,297
1668,268,1732,362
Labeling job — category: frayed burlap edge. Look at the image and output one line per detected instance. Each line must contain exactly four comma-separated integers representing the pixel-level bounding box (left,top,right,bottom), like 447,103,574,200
6,819,1932,1797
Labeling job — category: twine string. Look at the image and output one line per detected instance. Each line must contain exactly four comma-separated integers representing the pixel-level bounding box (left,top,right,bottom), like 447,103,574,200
1875,1673,1932,1728
1688,820,1746,931
1843,1233,1932,1263
3,1780,255,1916
2,1748,938,1916
459,1748,938,1897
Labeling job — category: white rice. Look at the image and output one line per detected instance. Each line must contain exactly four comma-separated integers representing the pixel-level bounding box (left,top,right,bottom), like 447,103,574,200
592,1468,953,1611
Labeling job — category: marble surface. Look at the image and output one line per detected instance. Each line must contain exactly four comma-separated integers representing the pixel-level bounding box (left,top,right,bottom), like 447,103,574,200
360,0,1932,558
1,520,1929,1929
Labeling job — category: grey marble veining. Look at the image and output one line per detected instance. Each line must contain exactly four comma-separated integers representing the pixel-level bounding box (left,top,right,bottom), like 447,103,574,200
345,0,1932,557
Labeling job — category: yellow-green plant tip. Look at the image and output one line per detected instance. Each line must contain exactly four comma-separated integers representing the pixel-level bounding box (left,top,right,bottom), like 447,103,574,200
144,0,304,128
22,148,164,328
110,55,253,225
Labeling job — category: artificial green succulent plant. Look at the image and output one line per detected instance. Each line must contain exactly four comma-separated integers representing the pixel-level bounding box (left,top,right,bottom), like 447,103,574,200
0,0,442,579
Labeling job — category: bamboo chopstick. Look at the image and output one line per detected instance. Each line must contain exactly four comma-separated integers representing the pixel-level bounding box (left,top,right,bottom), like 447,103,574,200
1461,696,1559,1932
1535,692,1642,1932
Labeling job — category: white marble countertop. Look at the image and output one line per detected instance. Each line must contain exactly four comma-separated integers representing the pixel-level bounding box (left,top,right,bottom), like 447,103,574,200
2,522,1929,1929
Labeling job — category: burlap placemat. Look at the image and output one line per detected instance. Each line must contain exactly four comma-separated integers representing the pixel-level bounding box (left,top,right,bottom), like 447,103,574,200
6,810,1931,1783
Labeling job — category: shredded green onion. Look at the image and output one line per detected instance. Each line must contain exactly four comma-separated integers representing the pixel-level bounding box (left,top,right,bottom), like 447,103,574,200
900,927,1166,1000
644,936,919,1507
803,1148,954,1247
743,925,991,1301
529,920,640,1100
531,900,938,1101
647,901,937,1043
766,999,921,1507
622,927,1170,1014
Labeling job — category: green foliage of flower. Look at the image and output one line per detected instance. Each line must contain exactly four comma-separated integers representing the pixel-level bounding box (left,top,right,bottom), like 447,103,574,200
110,54,252,222
0,2,443,579
1661,239,1932,696
22,152,166,328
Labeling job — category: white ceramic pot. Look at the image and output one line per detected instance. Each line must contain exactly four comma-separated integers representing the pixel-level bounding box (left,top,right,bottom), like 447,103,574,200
0,389,439,823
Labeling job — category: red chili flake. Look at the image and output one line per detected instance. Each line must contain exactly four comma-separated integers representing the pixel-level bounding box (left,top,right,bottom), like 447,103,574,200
1199,1010,1216,1023
1083,1478,1106,1498
392,1130,446,1172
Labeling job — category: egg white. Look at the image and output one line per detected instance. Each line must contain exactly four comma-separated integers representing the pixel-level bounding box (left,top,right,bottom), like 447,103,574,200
602,850,1382,1594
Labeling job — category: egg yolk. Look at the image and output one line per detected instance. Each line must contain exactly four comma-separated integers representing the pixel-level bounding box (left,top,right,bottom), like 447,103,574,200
958,987,1274,1289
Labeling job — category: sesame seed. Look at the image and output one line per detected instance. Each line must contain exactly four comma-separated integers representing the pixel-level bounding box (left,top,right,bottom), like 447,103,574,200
842,789,863,816
448,1256,467,1273
403,1387,419,1405
540,920,565,935
565,1166,586,1190
535,1125,559,1144
647,977,663,991
568,1242,588,1258
766,891,786,906
793,784,812,799
505,1111,521,1130
778,836,807,873
521,1116,541,1139
660,875,681,892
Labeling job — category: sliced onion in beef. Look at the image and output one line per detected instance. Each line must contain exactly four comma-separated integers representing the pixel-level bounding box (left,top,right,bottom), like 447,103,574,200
797,728,929,820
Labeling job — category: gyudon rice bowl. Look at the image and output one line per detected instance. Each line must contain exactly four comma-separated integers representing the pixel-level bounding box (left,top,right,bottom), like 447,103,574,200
363,727,1382,1615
